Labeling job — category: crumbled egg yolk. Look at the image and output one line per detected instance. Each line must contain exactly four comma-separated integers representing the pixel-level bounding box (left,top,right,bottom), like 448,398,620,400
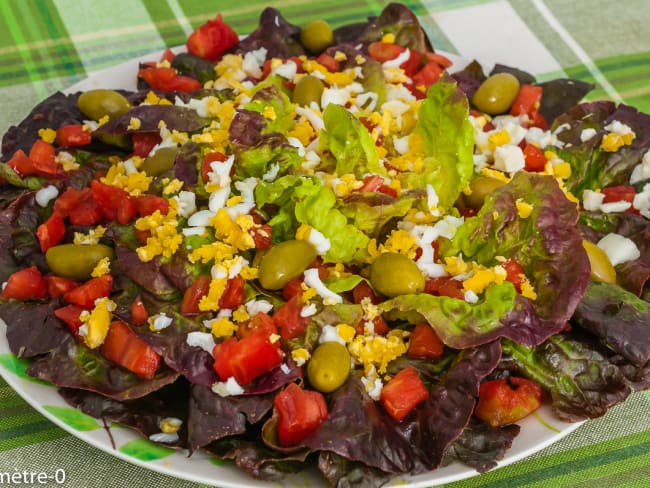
160,418,182,434
134,200,182,262
162,178,184,195
368,229,419,261
288,118,315,146
301,282,318,303
144,91,173,105
291,348,311,366
348,330,409,375
211,209,256,251
462,265,507,295
73,226,106,245
601,132,634,152
211,315,237,338
38,128,56,143
90,257,111,277
336,324,357,343
481,167,510,183
515,198,533,219
127,117,142,131
488,129,510,150
55,151,80,171
302,59,356,86
80,297,115,349
200,277,228,312
189,241,237,264
232,306,250,323
262,106,277,120
101,160,152,196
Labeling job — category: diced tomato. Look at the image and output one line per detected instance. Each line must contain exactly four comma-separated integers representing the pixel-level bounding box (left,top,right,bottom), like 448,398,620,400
29,140,58,175
424,276,464,300
135,194,169,216
316,53,340,73
377,185,398,198
412,61,443,91
56,124,92,147
63,275,113,308
502,258,525,293
55,187,104,225
36,213,66,252
137,67,201,93
352,280,382,304
186,13,238,61
101,320,161,379
408,323,444,359
249,224,273,250
530,110,548,130
522,143,547,172
275,383,328,447
424,51,453,69
212,328,283,385
90,180,137,224
282,277,304,301
369,316,390,336
475,377,543,427
380,367,429,421
261,59,272,80
367,42,405,63
1,266,48,301
401,49,423,77
201,151,228,183
180,275,211,315
130,297,148,326
237,312,277,339
601,185,636,204
53,187,82,217
510,84,542,119
359,175,384,193
6,150,35,177
274,294,310,340
160,48,176,63
219,275,245,309
46,275,79,298
54,304,87,335
132,132,162,158
134,229,151,245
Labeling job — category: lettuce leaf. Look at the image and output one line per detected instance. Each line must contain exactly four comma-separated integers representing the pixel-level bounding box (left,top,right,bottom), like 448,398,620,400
318,104,384,178
339,191,418,237
380,284,516,349
502,334,631,422
95,105,208,134
445,172,590,346
244,85,296,135
398,76,474,209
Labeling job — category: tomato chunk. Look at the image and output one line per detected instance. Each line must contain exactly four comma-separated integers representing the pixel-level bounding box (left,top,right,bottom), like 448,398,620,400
275,383,328,447
412,61,443,91
601,185,636,205
101,320,161,379
132,132,162,158
91,180,137,224
130,297,149,326
36,212,66,252
219,275,245,309
522,143,547,172
408,323,444,359
186,14,238,61
212,329,283,385
502,258,525,293
475,377,543,427
274,294,310,340
54,304,87,335
237,312,277,339
63,275,113,308
29,140,58,175
380,367,429,421
201,151,228,183
1,266,48,301
135,194,169,217
424,276,464,299
367,42,405,63
56,124,92,147
46,275,79,298
180,275,211,315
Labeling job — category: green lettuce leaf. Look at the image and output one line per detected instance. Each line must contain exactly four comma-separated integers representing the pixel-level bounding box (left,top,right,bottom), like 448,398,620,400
244,85,296,134
318,104,384,178
338,191,418,237
397,76,474,209
380,283,516,349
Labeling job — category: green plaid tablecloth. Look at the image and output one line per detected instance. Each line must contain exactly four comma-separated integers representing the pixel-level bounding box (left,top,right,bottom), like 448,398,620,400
1,1,649,487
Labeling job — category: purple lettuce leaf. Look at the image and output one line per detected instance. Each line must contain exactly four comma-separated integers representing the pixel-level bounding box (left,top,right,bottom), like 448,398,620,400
0,193,42,280
245,357,303,395
572,281,650,367
94,105,208,134
173,141,200,188
451,60,485,101
234,8,304,59
187,384,274,452
445,172,590,347
0,301,70,358
59,379,190,448
26,335,180,401
608,354,650,391
502,333,631,422
317,451,392,488
553,101,650,198
442,418,520,473
1,92,84,161
114,245,182,301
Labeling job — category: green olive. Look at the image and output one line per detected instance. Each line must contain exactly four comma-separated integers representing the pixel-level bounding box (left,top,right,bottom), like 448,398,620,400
369,252,424,297
45,244,115,280
471,73,520,115
307,342,351,392
258,239,318,290
140,147,178,176
77,89,132,121
583,240,616,283
464,176,506,209
292,75,325,107
300,20,334,53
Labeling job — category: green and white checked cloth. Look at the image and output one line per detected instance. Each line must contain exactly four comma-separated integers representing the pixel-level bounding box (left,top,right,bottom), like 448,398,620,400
1,1,649,487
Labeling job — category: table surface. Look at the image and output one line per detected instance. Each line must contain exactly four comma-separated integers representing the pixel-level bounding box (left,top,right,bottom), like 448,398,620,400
1,1,649,487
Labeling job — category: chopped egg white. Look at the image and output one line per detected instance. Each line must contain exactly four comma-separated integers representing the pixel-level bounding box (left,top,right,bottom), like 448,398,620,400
35,185,59,207
303,268,343,304
597,233,640,266
186,331,216,355
630,150,650,184
319,324,346,345
300,303,318,317
175,191,197,218
245,299,274,316
580,128,598,142
212,377,245,397
150,313,173,331
493,144,525,173
582,190,605,211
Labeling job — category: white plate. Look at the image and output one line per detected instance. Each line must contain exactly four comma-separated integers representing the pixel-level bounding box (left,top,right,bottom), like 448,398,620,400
0,48,583,487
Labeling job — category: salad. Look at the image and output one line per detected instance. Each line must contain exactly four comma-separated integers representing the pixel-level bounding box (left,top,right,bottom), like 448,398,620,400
1,3,649,486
